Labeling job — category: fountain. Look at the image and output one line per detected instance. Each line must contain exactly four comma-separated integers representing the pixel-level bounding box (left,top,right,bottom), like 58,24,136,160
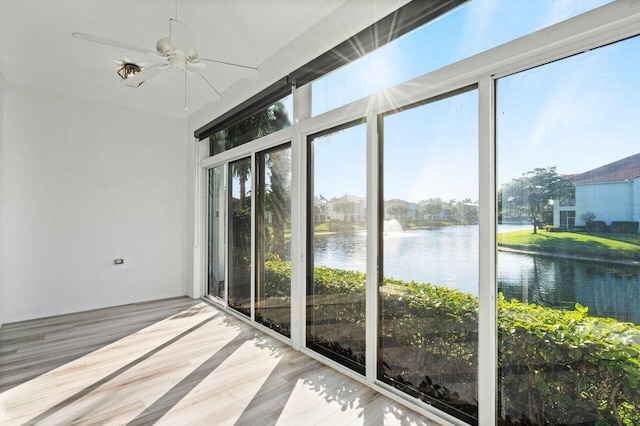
383,219,404,235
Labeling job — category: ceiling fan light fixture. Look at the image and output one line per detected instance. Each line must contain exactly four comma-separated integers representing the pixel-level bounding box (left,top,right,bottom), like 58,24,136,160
117,62,141,80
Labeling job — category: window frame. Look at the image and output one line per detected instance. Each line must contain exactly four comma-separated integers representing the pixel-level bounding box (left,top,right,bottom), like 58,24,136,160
305,118,368,375
196,3,640,425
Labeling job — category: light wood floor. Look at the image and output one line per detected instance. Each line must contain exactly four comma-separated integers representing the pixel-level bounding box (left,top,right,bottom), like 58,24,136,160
0,297,438,425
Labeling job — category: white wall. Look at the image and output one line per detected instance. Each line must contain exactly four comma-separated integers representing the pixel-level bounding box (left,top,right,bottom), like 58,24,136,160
575,181,634,226
634,178,640,225
0,83,188,323
0,72,5,327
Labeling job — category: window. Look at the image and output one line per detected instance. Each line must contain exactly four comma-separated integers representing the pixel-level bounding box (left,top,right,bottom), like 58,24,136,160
307,120,367,374
255,143,292,337
379,87,479,424
312,0,611,116
207,165,226,301
497,35,640,425
228,157,252,317
199,3,639,425
210,96,292,155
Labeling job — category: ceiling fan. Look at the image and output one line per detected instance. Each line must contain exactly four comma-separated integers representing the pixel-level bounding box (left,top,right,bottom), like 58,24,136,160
72,13,260,108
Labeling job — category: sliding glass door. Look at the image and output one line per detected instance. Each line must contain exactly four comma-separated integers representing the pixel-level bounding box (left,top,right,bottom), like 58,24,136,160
207,165,226,301
228,157,252,317
255,143,292,337
306,121,367,374
378,87,479,424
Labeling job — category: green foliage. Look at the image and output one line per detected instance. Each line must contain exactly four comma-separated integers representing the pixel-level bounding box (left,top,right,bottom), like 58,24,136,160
213,101,291,154
264,261,640,425
498,295,640,425
386,201,410,225
500,166,574,233
587,220,608,233
611,222,639,234
328,221,358,234
581,211,599,226
314,223,331,233
263,260,292,298
313,266,366,294
498,229,640,262
416,198,478,226
544,225,562,232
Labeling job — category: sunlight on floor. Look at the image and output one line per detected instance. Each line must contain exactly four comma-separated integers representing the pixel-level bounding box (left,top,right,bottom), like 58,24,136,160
1,300,436,426
0,303,241,425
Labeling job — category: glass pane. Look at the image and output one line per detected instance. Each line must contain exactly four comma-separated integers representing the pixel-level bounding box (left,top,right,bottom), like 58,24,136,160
210,96,292,155
307,121,367,374
312,0,611,116
256,143,292,337
207,165,226,300
228,157,252,317
497,36,640,425
379,88,479,424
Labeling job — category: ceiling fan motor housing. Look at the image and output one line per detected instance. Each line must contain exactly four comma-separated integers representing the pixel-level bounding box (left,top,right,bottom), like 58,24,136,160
156,37,198,65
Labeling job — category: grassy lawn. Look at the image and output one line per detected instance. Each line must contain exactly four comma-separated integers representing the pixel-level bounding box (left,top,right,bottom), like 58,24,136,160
498,229,640,262
314,223,365,233
587,232,640,245
314,223,331,233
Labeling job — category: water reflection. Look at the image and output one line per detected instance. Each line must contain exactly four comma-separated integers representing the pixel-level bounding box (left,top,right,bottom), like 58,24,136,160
312,225,640,322
315,226,479,295
500,252,640,323
314,232,367,273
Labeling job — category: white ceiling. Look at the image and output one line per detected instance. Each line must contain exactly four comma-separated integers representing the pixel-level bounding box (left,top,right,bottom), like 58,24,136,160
0,0,400,119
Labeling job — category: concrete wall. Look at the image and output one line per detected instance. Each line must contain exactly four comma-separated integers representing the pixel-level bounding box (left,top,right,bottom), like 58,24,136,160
575,181,634,226
0,83,188,323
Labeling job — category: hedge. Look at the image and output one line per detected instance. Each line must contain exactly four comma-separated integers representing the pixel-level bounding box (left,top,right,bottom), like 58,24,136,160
587,221,608,233
611,221,639,234
265,260,640,425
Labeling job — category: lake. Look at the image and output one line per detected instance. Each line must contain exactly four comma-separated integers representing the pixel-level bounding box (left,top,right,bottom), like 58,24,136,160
312,224,640,323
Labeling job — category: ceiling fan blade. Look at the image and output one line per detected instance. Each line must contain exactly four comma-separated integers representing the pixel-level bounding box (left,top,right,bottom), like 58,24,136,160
194,58,260,80
191,67,222,99
169,19,195,55
123,63,169,87
72,32,158,56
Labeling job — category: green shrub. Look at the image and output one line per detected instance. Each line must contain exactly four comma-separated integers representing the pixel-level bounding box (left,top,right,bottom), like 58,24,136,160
544,225,562,232
586,220,607,233
498,296,640,425
611,221,639,234
264,261,640,424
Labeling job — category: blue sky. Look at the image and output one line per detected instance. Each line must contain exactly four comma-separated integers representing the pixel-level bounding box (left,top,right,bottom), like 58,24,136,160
311,0,639,202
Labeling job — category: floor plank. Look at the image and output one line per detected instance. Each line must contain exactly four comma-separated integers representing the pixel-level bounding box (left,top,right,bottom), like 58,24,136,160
0,297,439,425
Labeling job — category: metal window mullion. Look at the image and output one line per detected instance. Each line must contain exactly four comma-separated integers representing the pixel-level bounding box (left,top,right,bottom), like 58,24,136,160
195,138,204,298
365,113,379,383
250,154,257,323
290,84,310,351
478,75,497,426
224,164,230,306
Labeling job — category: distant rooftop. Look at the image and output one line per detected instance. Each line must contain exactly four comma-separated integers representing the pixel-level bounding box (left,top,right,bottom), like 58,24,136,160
570,152,640,184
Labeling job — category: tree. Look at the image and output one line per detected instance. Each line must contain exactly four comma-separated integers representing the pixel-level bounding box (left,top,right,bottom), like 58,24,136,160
459,198,478,225
225,102,291,210
580,211,598,226
224,102,291,256
501,167,574,234
331,196,356,221
266,148,291,259
420,198,444,222
385,199,411,226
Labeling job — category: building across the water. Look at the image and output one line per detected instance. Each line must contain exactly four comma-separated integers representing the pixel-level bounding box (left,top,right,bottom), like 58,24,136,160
554,152,640,230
